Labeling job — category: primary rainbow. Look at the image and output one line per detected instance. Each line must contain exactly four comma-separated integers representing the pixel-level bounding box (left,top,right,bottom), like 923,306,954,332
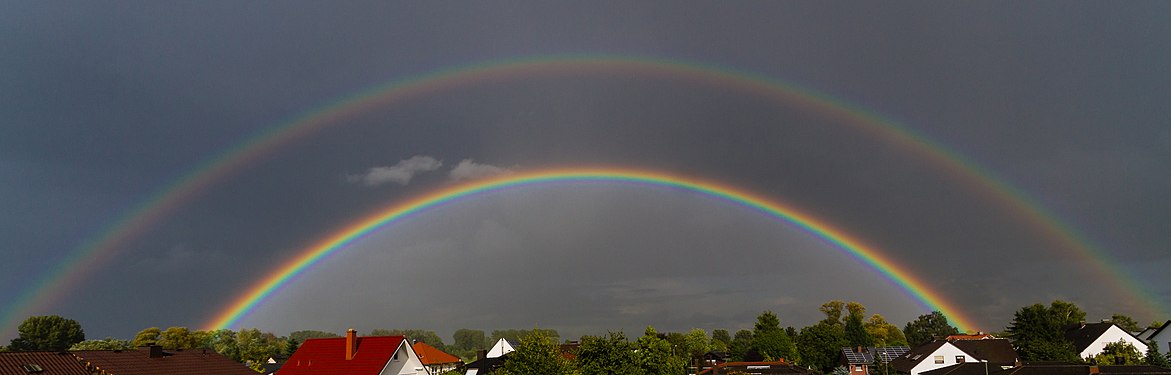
206,168,978,332
4,54,1164,337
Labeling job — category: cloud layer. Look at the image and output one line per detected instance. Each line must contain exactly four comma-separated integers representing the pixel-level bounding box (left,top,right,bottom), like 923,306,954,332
348,156,442,186
449,159,513,181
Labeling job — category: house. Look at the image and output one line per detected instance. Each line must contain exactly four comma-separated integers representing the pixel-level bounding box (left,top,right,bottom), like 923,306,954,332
1066,322,1149,360
892,339,1018,375
1141,320,1171,355
72,345,258,375
261,354,287,374
950,339,1018,366
279,329,428,375
463,353,509,375
841,346,911,374
413,341,462,374
924,362,1171,375
697,359,819,375
0,351,91,375
486,338,515,358
947,333,997,341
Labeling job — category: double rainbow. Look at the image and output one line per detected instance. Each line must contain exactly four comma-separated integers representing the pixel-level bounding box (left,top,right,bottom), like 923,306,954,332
3,54,1163,337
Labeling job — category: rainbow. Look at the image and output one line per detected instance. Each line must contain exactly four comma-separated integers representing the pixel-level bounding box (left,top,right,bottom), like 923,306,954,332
205,168,978,331
3,54,1164,337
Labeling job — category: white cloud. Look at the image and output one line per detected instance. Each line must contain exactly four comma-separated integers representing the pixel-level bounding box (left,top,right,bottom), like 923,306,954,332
348,155,442,186
448,159,512,181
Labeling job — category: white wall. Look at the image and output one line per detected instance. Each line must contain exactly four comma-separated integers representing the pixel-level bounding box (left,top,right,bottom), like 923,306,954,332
1079,325,1149,359
1149,323,1171,356
910,343,974,375
487,339,514,358
381,341,430,375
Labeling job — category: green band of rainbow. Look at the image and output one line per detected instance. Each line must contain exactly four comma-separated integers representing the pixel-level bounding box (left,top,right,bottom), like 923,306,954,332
206,168,977,332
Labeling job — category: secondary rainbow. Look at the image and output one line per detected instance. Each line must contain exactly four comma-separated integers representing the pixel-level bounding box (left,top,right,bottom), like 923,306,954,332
206,168,978,332
5,54,1163,337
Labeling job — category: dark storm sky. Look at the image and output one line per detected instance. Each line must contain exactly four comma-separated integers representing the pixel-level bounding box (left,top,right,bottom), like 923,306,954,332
1,2,1168,341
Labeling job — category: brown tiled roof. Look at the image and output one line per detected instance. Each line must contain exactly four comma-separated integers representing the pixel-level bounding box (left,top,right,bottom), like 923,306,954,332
412,342,461,365
0,351,91,375
952,339,1018,364
73,346,257,375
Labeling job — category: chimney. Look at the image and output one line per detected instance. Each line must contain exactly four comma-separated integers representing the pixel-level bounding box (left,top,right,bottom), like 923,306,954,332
346,329,358,360
477,349,488,360
148,345,164,358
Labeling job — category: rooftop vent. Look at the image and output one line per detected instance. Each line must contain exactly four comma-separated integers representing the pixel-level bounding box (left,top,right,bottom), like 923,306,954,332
21,364,44,373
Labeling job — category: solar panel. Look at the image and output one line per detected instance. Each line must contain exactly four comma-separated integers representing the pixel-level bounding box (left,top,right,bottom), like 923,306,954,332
843,348,869,364
872,346,910,363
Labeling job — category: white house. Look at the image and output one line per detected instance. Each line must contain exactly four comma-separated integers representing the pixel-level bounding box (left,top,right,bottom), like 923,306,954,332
1066,322,1149,360
1145,320,1171,355
891,339,1017,375
486,338,515,358
891,341,976,375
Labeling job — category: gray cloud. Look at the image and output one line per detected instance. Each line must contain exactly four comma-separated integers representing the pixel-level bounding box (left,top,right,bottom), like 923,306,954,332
448,159,513,181
348,156,442,187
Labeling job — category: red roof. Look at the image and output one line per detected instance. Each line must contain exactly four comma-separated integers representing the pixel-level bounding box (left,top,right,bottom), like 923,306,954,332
73,347,257,375
280,335,406,375
412,342,461,365
0,351,90,375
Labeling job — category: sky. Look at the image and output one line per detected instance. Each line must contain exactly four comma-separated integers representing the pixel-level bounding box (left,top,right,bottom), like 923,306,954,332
2,2,1169,343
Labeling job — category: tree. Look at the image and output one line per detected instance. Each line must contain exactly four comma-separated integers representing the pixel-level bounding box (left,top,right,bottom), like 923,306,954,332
578,331,640,375
1146,341,1169,368
635,326,686,375
820,301,846,324
491,329,560,345
70,338,133,351
206,329,239,361
1090,340,1144,365
798,320,847,372
712,330,731,348
903,311,959,347
237,328,281,372
866,314,908,346
158,326,198,349
1006,301,1083,362
285,337,300,357
751,311,797,362
370,329,446,350
845,310,874,347
453,329,487,351
132,327,161,347
684,328,711,359
288,330,340,343
8,315,85,351
709,329,729,352
729,329,754,361
1110,314,1141,332
500,330,574,375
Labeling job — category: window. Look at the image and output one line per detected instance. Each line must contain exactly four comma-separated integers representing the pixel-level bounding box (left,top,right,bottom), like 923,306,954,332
956,356,965,363
855,365,864,371
934,356,944,364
